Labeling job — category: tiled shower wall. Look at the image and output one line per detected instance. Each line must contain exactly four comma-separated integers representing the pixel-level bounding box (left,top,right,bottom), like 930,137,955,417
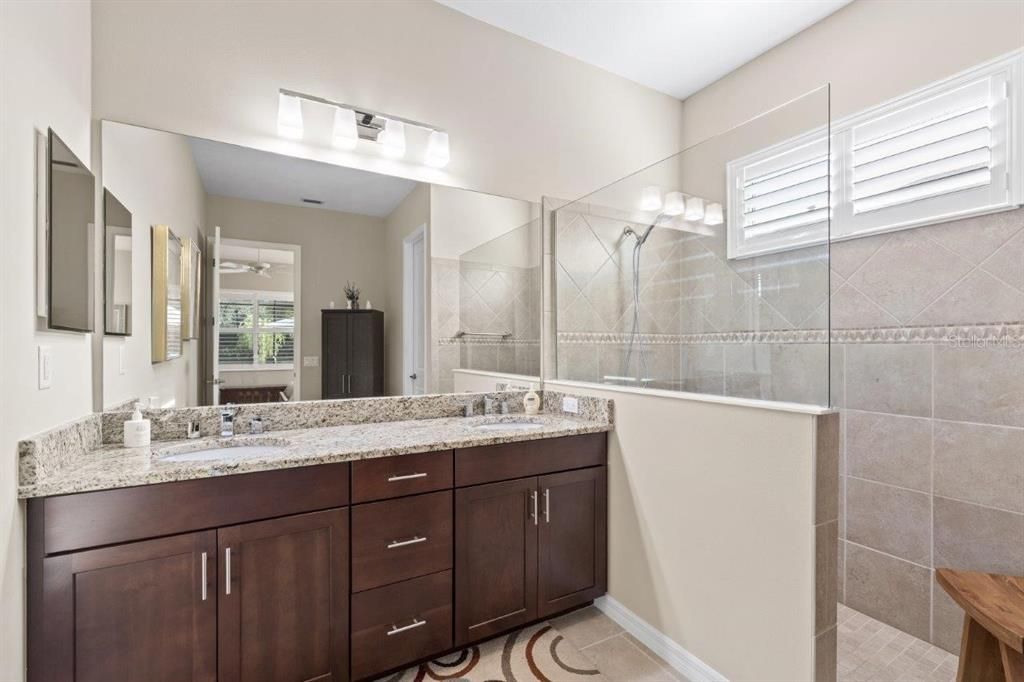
432,257,541,393
554,203,1024,654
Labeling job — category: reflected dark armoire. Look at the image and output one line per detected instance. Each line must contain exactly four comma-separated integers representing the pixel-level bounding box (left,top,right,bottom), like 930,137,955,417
322,309,385,399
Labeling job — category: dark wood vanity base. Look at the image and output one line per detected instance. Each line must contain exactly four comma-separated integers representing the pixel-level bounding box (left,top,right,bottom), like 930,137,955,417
27,432,607,682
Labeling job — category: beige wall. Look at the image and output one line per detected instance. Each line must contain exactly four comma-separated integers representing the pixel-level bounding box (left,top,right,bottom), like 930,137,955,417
207,195,389,401
546,381,824,681
679,0,1024,147
91,0,683,205
101,122,206,410
0,2,93,678
383,184,430,396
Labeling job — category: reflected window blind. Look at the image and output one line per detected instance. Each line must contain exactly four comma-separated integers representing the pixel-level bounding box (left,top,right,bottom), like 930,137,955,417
218,292,294,367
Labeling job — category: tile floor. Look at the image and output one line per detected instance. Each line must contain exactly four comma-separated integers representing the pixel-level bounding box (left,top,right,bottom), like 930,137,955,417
549,606,687,681
838,603,959,681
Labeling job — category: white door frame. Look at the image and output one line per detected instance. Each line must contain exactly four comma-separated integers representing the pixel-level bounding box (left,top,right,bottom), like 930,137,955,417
214,236,302,401
402,225,427,395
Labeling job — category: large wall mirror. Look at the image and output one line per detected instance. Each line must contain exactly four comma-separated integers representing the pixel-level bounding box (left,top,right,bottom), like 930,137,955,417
100,120,540,409
47,129,95,332
103,190,133,335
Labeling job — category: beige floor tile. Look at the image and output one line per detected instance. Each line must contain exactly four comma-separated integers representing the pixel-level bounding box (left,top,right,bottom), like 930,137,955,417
621,633,689,681
549,606,624,649
581,633,681,682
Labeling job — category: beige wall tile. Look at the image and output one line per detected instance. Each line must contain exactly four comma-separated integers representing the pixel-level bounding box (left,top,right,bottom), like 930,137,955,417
816,412,840,524
846,478,931,566
934,345,1024,427
846,344,931,417
926,208,1024,266
830,232,891,280
837,540,846,603
830,283,902,330
934,420,1024,512
845,543,931,641
980,226,1024,291
816,521,838,635
930,579,964,655
933,496,1024,575
814,626,837,682
846,410,931,492
913,269,1024,326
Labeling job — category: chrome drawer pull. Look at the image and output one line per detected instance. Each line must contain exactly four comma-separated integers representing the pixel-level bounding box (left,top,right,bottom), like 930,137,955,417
387,618,426,636
387,472,428,482
200,552,208,601
387,535,427,549
225,547,232,596
544,488,550,523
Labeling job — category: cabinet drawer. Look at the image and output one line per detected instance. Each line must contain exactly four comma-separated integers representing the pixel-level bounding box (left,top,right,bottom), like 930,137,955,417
351,490,452,592
351,450,453,503
455,433,606,487
351,570,452,681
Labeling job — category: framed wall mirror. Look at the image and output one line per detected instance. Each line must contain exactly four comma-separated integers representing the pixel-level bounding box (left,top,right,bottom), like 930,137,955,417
47,128,95,332
103,189,133,335
182,237,201,340
152,224,183,362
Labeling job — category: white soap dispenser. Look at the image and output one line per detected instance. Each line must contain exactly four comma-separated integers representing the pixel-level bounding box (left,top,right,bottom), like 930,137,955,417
523,389,540,415
124,402,152,448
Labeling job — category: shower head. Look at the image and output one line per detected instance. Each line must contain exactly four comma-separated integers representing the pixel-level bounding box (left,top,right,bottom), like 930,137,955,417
622,213,668,246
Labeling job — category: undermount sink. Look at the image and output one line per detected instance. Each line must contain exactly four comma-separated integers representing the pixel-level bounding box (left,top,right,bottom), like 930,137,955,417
156,438,289,463
466,417,545,432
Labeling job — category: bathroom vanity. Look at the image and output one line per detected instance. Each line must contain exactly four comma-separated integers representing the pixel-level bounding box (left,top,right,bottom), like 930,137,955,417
22,405,609,682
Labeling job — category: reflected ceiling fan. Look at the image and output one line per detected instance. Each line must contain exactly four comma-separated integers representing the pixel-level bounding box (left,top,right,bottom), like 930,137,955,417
219,249,282,279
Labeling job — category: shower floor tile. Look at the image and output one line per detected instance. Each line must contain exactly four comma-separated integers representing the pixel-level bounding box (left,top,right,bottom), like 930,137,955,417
838,603,958,681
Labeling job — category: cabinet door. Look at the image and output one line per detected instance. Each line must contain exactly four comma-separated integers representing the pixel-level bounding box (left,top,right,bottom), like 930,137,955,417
537,467,607,617
218,508,349,682
454,477,538,646
346,312,382,398
322,313,348,399
40,531,216,682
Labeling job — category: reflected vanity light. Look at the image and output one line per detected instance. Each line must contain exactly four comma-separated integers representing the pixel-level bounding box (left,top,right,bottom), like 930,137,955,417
684,196,705,222
640,186,662,212
380,119,406,158
332,107,358,150
425,130,450,168
277,93,304,139
704,202,724,226
663,191,685,216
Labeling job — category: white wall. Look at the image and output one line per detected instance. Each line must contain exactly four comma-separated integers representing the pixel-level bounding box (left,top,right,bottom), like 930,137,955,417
0,1,93,678
91,0,684,205
101,122,206,409
430,185,539,259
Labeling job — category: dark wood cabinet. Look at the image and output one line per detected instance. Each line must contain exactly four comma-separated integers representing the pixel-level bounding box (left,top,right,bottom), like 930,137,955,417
218,509,349,682
538,467,607,617
454,477,539,646
39,531,217,682
322,309,384,399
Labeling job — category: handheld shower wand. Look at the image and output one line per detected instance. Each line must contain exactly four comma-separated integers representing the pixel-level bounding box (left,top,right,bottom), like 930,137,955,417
620,214,667,384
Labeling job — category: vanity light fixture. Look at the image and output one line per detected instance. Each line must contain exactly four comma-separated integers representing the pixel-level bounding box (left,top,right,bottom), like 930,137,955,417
332,107,358,150
277,93,304,140
425,130,450,168
704,202,724,226
640,186,662,212
684,196,705,222
277,88,448,167
663,191,686,216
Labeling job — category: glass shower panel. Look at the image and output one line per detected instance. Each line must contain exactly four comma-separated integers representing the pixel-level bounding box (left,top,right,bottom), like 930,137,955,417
552,86,832,406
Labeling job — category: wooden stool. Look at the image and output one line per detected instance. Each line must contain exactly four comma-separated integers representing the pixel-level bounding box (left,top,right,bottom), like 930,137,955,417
936,568,1024,682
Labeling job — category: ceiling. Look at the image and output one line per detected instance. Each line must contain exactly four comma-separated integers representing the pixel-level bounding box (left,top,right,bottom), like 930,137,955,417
437,0,851,100
220,244,294,265
188,137,420,217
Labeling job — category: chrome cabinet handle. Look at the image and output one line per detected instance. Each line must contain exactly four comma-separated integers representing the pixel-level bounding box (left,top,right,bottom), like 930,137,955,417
200,551,208,601
225,547,232,596
387,535,427,550
544,488,550,523
531,490,538,526
347,375,352,394
387,618,426,636
387,472,427,482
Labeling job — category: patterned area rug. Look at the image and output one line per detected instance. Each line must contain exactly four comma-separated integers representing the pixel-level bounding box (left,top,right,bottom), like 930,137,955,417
378,622,607,681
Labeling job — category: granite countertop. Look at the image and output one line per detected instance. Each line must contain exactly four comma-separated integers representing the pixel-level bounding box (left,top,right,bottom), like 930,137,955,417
19,413,611,499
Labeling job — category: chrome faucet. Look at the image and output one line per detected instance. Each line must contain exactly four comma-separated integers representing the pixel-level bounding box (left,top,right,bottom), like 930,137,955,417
250,416,264,434
220,406,237,437
463,402,474,417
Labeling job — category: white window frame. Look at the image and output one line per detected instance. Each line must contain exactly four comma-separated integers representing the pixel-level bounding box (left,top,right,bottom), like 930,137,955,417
218,289,296,371
727,49,1024,259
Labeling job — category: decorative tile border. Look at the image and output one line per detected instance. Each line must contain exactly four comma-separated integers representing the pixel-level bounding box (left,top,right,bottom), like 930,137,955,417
557,323,1024,346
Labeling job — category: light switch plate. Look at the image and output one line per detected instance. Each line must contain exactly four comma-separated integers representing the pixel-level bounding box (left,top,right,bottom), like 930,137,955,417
38,345,52,390
303,356,319,367
562,396,579,414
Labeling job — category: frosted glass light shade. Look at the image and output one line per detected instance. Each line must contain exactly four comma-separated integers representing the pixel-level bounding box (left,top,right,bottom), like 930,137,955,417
380,119,406,158
663,191,685,216
704,202,724,225
684,196,705,221
277,93,303,139
640,186,662,212
332,107,358,150
425,130,450,168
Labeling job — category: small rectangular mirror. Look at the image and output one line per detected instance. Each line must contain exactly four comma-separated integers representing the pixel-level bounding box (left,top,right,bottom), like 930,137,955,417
103,189,132,335
152,224,183,362
47,128,95,332
182,237,201,340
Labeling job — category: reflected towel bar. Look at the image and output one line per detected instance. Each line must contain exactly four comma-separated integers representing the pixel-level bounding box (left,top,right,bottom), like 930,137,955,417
455,330,511,339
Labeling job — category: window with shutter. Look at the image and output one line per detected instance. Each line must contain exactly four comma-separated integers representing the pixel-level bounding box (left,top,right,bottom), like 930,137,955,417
218,290,295,369
727,49,1022,259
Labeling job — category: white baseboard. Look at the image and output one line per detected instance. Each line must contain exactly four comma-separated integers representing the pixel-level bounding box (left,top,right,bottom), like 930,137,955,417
594,595,728,682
